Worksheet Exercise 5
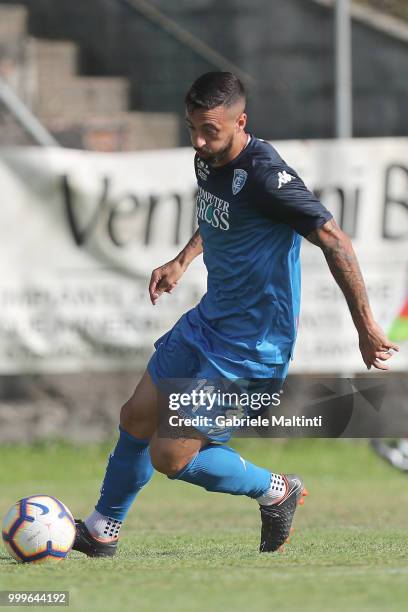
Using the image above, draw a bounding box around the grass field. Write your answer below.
[1,439,408,612]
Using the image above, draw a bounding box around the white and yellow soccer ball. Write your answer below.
[2,495,76,563]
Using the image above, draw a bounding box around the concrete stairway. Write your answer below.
[0,4,179,150]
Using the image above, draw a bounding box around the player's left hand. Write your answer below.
[358,322,400,370]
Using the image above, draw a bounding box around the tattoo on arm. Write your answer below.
[177,229,203,268]
[306,220,373,330]
[186,229,202,252]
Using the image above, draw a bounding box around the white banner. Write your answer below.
[0,138,407,374]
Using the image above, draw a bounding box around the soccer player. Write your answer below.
[73,72,399,557]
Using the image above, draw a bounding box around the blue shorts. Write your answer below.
[148,316,290,443]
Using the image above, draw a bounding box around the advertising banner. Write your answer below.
[0,138,406,373]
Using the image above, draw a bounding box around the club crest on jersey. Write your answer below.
[232,169,248,195]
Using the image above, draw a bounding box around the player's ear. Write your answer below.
[236,112,247,132]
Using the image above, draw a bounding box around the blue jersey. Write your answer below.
[182,136,332,365]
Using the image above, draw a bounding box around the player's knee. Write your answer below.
[149,445,190,476]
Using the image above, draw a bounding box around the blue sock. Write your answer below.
[95,426,154,521]
[169,443,271,498]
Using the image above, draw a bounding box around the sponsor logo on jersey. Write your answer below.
[277,170,294,189]
[196,186,230,231]
[232,169,248,195]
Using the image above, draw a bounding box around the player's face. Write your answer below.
[185,104,247,166]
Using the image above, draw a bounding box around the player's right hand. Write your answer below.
[358,321,400,370]
[149,258,186,305]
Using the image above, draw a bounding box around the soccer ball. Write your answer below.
[2,495,76,563]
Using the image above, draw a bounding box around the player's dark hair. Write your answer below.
[185,72,246,112]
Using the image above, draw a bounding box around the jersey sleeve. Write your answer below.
[253,162,333,238]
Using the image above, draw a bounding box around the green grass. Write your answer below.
[1,439,408,611]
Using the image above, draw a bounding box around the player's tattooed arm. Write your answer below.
[149,230,203,305]
[176,229,203,269]
[306,219,399,370]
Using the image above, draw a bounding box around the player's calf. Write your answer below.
[119,370,158,440]
[149,432,208,476]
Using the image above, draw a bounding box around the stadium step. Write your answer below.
[34,74,130,120]
[0,1,179,149]
[32,39,78,83]
[0,4,27,44]
[0,4,29,88]
[117,111,179,151]
[40,110,179,152]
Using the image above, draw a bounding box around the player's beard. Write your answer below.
[195,134,234,166]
